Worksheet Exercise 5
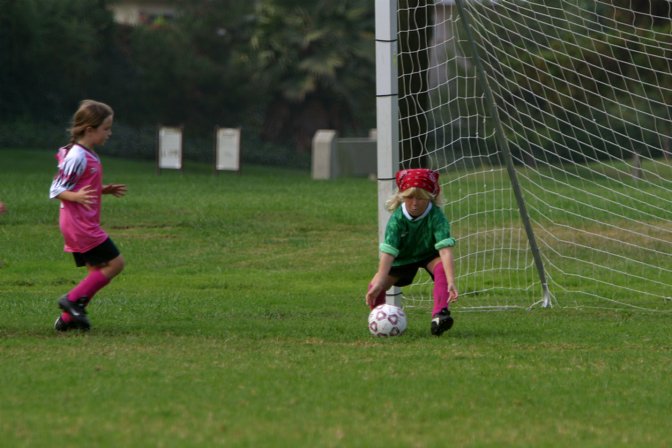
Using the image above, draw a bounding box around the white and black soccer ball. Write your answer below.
[368,304,407,337]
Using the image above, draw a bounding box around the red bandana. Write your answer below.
[395,169,440,196]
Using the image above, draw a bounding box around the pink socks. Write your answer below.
[369,264,450,315]
[432,263,449,316]
[58,270,111,323]
[61,270,110,321]
[67,269,110,303]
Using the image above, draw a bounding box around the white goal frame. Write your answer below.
[375,0,402,307]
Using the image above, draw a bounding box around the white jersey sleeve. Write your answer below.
[49,146,88,199]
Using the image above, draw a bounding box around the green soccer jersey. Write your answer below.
[380,202,456,267]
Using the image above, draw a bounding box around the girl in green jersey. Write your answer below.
[366,169,458,335]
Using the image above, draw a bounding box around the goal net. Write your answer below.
[380,0,672,311]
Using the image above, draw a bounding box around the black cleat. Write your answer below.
[58,296,90,331]
[53,314,91,332]
[431,308,454,336]
[54,316,70,332]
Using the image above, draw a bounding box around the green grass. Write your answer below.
[1,149,671,447]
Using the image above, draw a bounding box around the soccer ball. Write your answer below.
[368,304,407,337]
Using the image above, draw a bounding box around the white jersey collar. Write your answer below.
[402,201,432,221]
[71,143,100,162]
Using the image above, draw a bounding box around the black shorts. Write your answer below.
[72,238,120,267]
[389,254,439,287]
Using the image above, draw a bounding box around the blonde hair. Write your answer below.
[67,99,114,146]
[385,186,444,212]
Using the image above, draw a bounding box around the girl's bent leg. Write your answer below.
[67,254,125,302]
[100,254,125,280]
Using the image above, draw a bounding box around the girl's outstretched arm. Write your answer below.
[56,185,96,210]
[439,247,458,302]
[102,184,127,197]
[366,252,395,307]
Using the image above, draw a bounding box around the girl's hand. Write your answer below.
[103,184,127,197]
[366,277,385,308]
[447,283,459,303]
[74,185,96,210]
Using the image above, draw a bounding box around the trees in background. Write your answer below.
[0,0,117,121]
[249,0,375,152]
[1,0,668,167]
[0,0,376,157]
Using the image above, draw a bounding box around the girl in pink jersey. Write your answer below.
[49,100,127,331]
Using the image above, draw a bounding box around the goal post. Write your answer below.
[378,0,672,312]
[375,0,402,306]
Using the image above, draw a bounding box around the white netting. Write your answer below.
[394,0,672,311]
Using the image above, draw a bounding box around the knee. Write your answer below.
[432,266,448,300]
[109,255,125,277]
[432,262,447,282]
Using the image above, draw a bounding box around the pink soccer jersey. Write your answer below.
[49,144,108,253]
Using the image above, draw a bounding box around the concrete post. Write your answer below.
[312,130,337,179]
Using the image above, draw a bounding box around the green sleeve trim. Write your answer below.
[435,237,456,250]
[380,243,399,257]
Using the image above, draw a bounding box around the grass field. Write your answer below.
[1,148,671,447]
